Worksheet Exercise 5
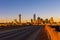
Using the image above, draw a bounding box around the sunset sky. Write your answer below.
[0,0,60,22]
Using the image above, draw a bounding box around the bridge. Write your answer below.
[0,25,60,40]
[0,26,49,40]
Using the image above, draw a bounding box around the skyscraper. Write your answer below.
[45,18,49,23]
[33,14,36,21]
[19,14,21,24]
[37,17,40,24]
[31,19,33,24]
[49,17,54,24]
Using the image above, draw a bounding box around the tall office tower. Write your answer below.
[33,14,36,21]
[19,14,21,24]
[31,19,33,24]
[37,17,40,24]
[49,17,54,24]
[45,18,49,23]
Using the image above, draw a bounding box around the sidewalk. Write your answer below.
[45,25,58,40]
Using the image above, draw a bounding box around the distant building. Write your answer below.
[49,17,54,24]
[45,18,49,24]
[33,14,37,25]
[40,18,43,24]
[14,19,18,24]
[33,20,37,25]
[19,14,21,24]
[37,17,40,24]
[31,19,33,24]
[33,14,36,21]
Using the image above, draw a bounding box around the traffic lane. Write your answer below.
[26,26,43,40]
[0,27,34,39]
[0,27,34,38]
[6,27,40,40]
[0,26,40,40]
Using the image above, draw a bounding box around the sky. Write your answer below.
[0,0,60,22]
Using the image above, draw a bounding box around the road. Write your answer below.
[0,26,49,40]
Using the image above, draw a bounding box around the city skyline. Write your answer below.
[0,13,59,23]
[0,0,60,22]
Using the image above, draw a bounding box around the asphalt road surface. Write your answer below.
[0,26,49,40]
